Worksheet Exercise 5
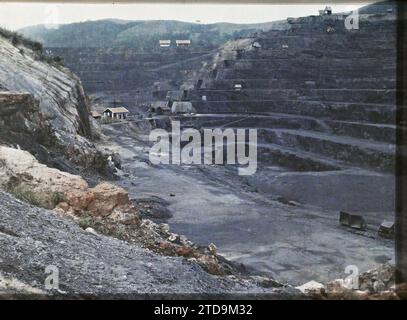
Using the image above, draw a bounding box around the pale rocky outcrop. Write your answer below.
[0,273,46,296]
[0,36,91,139]
[296,280,325,295]
[0,146,137,222]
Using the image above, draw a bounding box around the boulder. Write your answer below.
[87,182,136,217]
[326,279,349,294]
[0,146,89,209]
[296,280,325,295]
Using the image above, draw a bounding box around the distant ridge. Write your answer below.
[18,19,288,49]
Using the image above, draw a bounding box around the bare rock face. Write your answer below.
[0,35,108,173]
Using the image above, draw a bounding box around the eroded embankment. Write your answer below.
[0,145,301,298]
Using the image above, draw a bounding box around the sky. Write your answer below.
[0,2,370,31]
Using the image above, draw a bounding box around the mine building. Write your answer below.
[320,6,332,15]
[234,84,242,91]
[171,101,195,114]
[103,107,130,120]
[166,90,185,101]
[149,101,170,115]
[176,39,191,47]
[164,89,195,114]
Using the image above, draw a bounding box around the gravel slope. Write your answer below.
[0,190,292,298]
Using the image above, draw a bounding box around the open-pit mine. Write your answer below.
[0,1,402,298]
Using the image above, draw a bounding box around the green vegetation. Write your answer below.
[4,184,66,209]
[78,214,127,239]
[0,27,64,67]
[0,27,43,53]
[50,191,66,207]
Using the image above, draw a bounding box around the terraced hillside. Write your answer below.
[181,4,398,174]
[21,19,287,108]
[48,46,219,106]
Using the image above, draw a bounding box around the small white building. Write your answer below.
[159,40,171,47]
[176,39,191,47]
[103,107,130,120]
[234,84,242,91]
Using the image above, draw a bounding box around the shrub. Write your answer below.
[30,41,43,52]
[78,215,94,230]
[51,191,66,207]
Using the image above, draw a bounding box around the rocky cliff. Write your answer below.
[0,32,108,173]
[0,28,289,298]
